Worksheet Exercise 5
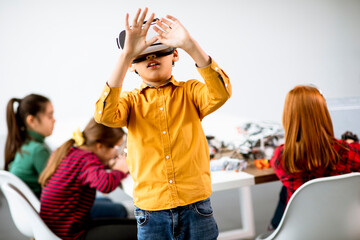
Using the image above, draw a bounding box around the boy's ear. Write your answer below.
[172,49,179,63]
[129,64,136,72]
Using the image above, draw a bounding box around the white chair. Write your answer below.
[256,172,360,240]
[1,182,61,240]
[0,170,40,212]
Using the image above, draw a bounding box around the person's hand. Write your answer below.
[153,14,210,68]
[111,155,129,174]
[153,15,194,52]
[122,8,159,60]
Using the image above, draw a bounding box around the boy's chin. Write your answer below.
[142,72,171,81]
[143,77,171,86]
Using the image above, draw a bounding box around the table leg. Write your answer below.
[218,186,255,240]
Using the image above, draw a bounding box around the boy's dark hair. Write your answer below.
[5,94,50,170]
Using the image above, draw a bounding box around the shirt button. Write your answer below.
[158,88,161,91]
[163,131,166,134]
[160,107,163,111]
[215,67,219,71]
[225,83,228,87]
[166,155,169,159]
[98,110,102,114]
[169,180,173,184]
[104,92,108,96]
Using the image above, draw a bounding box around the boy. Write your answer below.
[94,8,231,240]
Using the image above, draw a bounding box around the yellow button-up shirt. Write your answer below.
[94,59,231,210]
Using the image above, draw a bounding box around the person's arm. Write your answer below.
[154,15,231,118]
[95,8,159,125]
[79,154,127,193]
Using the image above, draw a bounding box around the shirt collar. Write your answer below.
[27,130,45,143]
[139,76,180,93]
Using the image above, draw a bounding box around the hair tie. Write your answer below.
[13,98,21,114]
[72,128,85,146]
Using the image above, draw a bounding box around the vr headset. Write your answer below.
[116,18,175,64]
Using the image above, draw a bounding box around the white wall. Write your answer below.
[1,0,359,153]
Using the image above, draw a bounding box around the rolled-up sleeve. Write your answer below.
[194,59,232,119]
[94,83,129,127]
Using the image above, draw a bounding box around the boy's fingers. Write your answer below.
[132,8,141,27]
[157,20,171,32]
[143,13,155,32]
[147,36,159,46]
[160,18,173,28]
[153,26,166,37]
[124,13,130,30]
[165,15,178,22]
[138,7,148,25]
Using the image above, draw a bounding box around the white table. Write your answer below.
[121,170,260,240]
[211,171,255,240]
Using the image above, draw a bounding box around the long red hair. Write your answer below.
[282,85,340,173]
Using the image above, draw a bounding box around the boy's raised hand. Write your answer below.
[154,15,210,68]
[109,8,161,87]
[153,15,194,51]
[122,8,158,60]
[109,8,209,88]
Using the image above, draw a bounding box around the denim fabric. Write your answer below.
[90,197,128,219]
[135,198,218,240]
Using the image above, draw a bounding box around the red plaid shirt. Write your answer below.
[270,139,360,203]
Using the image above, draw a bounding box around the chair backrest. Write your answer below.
[0,170,40,212]
[1,183,61,240]
[261,172,360,240]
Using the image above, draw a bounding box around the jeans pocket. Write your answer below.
[134,206,149,226]
[193,198,214,217]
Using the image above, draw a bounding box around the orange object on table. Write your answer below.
[254,159,270,169]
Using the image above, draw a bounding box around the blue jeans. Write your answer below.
[134,198,218,240]
[90,197,128,219]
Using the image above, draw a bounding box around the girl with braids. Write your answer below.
[38,118,136,240]
[5,94,55,198]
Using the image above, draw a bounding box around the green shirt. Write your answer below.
[9,130,51,197]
